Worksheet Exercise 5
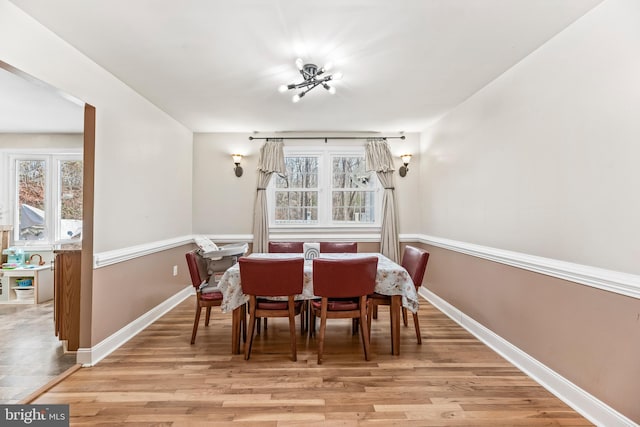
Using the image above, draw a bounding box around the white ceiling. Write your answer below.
[0,64,84,133]
[7,0,602,133]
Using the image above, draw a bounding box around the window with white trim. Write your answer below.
[268,146,380,228]
[8,153,83,244]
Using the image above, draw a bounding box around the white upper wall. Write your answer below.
[193,132,421,236]
[420,0,640,275]
[0,0,193,252]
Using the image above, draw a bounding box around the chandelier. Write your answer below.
[278,58,343,103]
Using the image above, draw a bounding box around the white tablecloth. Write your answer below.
[217,252,419,314]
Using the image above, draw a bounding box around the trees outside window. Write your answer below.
[10,154,82,243]
[269,147,379,228]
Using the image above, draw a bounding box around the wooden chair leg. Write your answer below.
[413,312,422,344]
[402,307,408,327]
[309,306,316,337]
[352,318,359,335]
[241,303,247,343]
[367,300,373,341]
[256,316,261,334]
[191,305,201,345]
[300,301,307,336]
[244,298,257,360]
[205,306,212,326]
[317,300,328,364]
[288,296,297,361]
[373,305,378,319]
[359,296,371,361]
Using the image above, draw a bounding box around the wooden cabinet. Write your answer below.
[54,249,81,352]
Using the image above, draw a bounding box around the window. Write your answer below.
[9,153,83,244]
[269,147,379,228]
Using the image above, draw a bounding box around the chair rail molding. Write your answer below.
[92,235,252,268]
[408,234,640,300]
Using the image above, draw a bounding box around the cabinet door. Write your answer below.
[54,251,81,351]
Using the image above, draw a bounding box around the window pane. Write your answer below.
[274,190,318,223]
[332,190,376,223]
[332,156,373,189]
[17,160,46,241]
[276,157,318,188]
[331,155,376,223]
[59,160,83,240]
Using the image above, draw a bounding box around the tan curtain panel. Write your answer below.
[366,138,400,262]
[252,139,286,253]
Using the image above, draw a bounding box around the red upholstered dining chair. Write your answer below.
[239,257,305,361]
[310,257,378,364]
[319,242,358,253]
[185,250,239,345]
[268,241,303,253]
[367,245,429,344]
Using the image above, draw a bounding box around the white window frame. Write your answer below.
[267,145,381,231]
[4,150,82,247]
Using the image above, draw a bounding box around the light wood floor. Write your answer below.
[0,301,77,402]
[30,296,592,426]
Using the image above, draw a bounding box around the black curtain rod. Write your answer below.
[248,135,405,141]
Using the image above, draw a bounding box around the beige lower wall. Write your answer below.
[90,244,194,346]
[418,243,640,423]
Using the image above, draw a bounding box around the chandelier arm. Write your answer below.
[288,74,332,90]
[299,80,324,97]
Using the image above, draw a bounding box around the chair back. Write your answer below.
[401,245,430,289]
[185,250,208,289]
[319,242,358,253]
[239,257,304,296]
[268,241,304,253]
[313,257,378,298]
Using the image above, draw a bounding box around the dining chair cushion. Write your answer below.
[256,299,303,310]
[311,299,358,311]
[200,291,223,301]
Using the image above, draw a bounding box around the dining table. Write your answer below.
[217,252,419,356]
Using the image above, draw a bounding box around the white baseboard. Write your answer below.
[419,287,637,427]
[76,286,193,366]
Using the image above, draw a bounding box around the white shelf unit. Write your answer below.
[0,265,54,304]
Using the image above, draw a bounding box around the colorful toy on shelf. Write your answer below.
[2,247,25,266]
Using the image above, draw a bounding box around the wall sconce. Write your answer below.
[231,154,243,177]
[399,154,412,177]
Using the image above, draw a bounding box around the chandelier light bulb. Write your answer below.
[324,61,333,71]
[295,58,304,70]
[323,83,336,95]
[292,94,301,103]
[332,71,343,81]
[278,84,288,93]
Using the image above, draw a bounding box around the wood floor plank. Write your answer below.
[29,296,593,425]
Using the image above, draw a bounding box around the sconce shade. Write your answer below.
[399,154,412,178]
[231,154,243,177]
